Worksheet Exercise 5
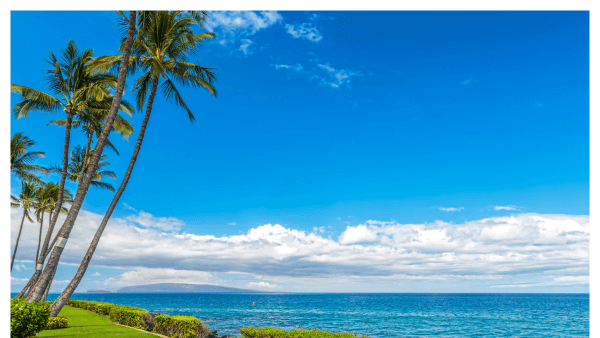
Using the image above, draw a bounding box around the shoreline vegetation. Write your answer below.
[34,299,372,338]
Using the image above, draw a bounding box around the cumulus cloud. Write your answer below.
[10,209,589,288]
[494,205,519,211]
[439,207,464,212]
[247,281,278,289]
[105,268,213,287]
[239,39,254,56]
[91,272,101,277]
[285,23,323,42]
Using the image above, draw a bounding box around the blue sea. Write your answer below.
[39,293,588,337]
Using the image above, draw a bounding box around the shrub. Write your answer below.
[239,327,372,338]
[10,298,50,338]
[109,307,155,331]
[153,314,212,338]
[45,316,68,330]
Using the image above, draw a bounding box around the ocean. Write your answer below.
[37,293,588,337]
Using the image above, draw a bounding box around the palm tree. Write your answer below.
[17,183,72,298]
[50,145,117,192]
[47,97,135,179]
[26,11,138,304]
[11,133,49,184]
[49,11,217,316]
[10,181,37,272]
[11,39,119,251]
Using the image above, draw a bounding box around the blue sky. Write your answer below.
[10,11,589,293]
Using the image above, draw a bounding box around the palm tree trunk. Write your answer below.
[46,111,74,235]
[50,76,159,316]
[41,266,57,302]
[11,212,27,272]
[25,10,137,303]
[16,278,31,298]
[79,130,93,182]
[39,210,54,264]
[26,212,46,296]
[35,212,44,267]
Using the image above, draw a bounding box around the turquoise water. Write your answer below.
[39,293,588,337]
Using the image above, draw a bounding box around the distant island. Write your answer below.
[113,283,268,293]
[86,289,112,293]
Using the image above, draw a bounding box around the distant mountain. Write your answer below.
[87,289,112,293]
[116,283,267,293]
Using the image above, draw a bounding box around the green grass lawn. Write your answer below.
[36,305,157,337]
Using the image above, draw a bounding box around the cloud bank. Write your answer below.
[11,209,589,289]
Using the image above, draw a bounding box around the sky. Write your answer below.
[9,11,589,293]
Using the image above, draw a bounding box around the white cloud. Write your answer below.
[91,272,101,277]
[13,264,29,272]
[439,207,464,212]
[247,281,278,289]
[275,64,303,72]
[10,209,589,288]
[126,211,184,231]
[494,205,518,211]
[228,222,237,226]
[239,39,254,56]
[490,276,589,288]
[285,23,323,42]
[460,78,473,85]
[122,203,137,212]
[205,11,281,54]
[104,268,213,287]
[315,63,362,89]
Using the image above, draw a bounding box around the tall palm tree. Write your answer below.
[10,181,37,272]
[17,183,72,298]
[26,11,138,304]
[50,145,117,192]
[47,97,135,179]
[11,39,119,250]
[11,132,49,184]
[49,10,217,316]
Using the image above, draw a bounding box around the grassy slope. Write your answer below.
[37,305,156,337]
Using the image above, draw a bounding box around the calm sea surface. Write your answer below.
[37,293,588,337]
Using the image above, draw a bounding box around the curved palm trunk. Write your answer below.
[35,213,44,266]
[11,212,27,272]
[25,10,137,303]
[47,111,74,234]
[41,265,57,302]
[26,212,46,296]
[39,210,54,265]
[16,278,31,298]
[80,130,93,181]
[50,76,158,316]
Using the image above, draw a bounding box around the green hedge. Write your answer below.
[10,298,50,338]
[109,307,155,331]
[239,327,372,338]
[45,316,68,330]
[153,314,212,338]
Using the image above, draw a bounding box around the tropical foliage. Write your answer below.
[50,145,117,192]
[10,298,50,338]
[10,132,48,184]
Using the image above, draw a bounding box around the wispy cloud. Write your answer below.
[239,39,254,56]
[439,207,464,212]
[275,64,304,72]
[315,63,362,88]
[494,205,518,211]
[460,78,480,85]
[228,222,237,226]
[535,102,544,108]
[205,11,282,55]
[13,264,29,272]
[285,23,323,42]
[125,211,185,232]
[91,272,101,277]
[489,276,589,288]
[122,202,137,212]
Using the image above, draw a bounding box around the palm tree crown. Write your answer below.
[50,145,117,192]
[94,11,217,121]
[11,133,49,184]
